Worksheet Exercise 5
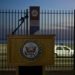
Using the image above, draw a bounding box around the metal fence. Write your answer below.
[0,9,74,71]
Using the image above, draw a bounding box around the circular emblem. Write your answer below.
[31,9,38,17]
[21,41,41,60]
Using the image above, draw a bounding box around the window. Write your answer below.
[63,47,70,50]
[56,47,63,50]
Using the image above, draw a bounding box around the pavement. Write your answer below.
[0,70,75,75]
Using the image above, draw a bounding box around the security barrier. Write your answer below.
[0,8,74,71]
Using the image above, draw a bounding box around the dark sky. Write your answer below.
[0,0,75,9]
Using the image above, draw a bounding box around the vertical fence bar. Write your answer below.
[63,10,65,47]
[69,10,72,69]
[44,10,46,34]
[3,10,5,69]
[1,10,3,69]
[45,10,47,35]
[60,10,61,44]
[5,10,7,69]
[53,10,55,34]
[15,10,16,35]
[21,10,22,35]
[57,10,58,44]
[4,10,6,69]
[50,10,52,34]
[68,10,71,68]
[61,10,63,45]
[12,10,13,35]
[27,9,29,35]
[5,9,7,68]
[47,10,49,34]
[74,10,75,70]
[0,10,2,69]
[26,9,28,35]
[45,10,48,35]
[42,10,44,34]
[1,10,2,69]
[52,10,53,34]
[8,10,10,34]
[0,10,1,69]
[66,10,68,45]
[24,10,25,35]
[18,10,19,35]
[58,10,59,45]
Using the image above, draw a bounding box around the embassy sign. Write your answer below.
[30,6,40,34]
[7,35,55,66]
[30,6,40,20]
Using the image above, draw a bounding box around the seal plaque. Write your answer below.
[21,41,41,60]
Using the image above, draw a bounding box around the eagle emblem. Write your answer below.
[21,41,41,59]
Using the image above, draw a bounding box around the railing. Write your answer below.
[0,9,74,70]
